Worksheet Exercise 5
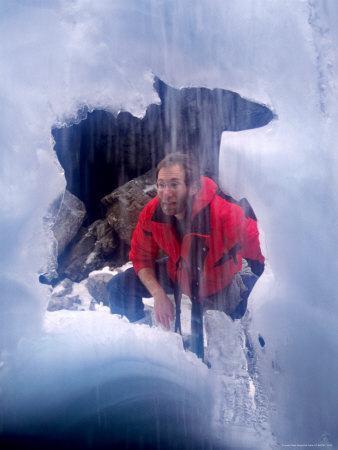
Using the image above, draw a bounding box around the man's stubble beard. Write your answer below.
[159,191,189,218]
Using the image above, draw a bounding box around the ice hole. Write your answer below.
[48,77,274,287]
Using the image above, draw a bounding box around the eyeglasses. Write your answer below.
[156,181,183,192]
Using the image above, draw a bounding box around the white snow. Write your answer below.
[143,183,157,194]
[85,250,97,265]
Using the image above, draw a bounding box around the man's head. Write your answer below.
[156,153,201,220]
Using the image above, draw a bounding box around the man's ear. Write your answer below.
[188,182,199,196]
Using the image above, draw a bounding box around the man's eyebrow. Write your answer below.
[157,177,181,182]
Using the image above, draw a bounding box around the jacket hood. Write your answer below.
[191,176,218,219]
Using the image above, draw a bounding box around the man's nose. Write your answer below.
[162,185,173,195]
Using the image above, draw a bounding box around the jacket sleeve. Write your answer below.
[129,205,160,274]
[241,215,265,276]
[225,201,265,275]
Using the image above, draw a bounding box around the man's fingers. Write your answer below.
[167,302,174,322]
[154,294,174,329]
[155,310,170,330]
[159,311,170,330]
[162,315,169,330]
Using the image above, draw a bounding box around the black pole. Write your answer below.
[190,302,204,360]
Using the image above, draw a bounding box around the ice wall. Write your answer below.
[218,1,338,445]
[0,0,337,447]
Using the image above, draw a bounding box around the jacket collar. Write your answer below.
[151,203,175,225]
[191,176,218,220]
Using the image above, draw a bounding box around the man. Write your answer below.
[107,153,264,357]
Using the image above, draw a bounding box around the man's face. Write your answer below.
[157,164,191,220]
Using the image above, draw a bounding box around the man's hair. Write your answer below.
[156,153,201,188]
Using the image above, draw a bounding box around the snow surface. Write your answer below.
[2,273,275,448]
[0,0,337,448]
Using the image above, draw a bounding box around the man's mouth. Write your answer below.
[161,201,177,213]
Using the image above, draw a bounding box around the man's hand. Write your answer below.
[153,292,174,330]
[137,267,174,330]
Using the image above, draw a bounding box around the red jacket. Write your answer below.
[130,177,265,302]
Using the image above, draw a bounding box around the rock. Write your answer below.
[51,278,73,297]
[52,190,87,255]
[102,169,157,244]
[47,294,82,312]
[55,171,156,283]
[57,220,117,282]
[87,271,114,306]
[39,268,59,285]
[94,220,118,256]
